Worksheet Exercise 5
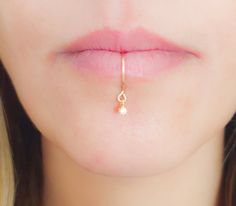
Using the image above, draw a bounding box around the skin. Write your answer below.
[0,0,236,205]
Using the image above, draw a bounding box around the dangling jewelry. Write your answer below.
[116,54,127,115]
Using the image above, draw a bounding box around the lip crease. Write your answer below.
[57,27,201,79]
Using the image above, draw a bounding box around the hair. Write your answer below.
[0,59,235,206]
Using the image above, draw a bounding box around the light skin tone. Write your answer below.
[0,0,236,206]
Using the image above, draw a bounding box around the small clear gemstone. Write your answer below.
[119,106,127,115]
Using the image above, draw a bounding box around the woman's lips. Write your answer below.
[58,27,201,79]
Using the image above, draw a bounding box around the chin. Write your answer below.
[54,131,195,178]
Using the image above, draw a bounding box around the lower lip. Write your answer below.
[59,49,192,79]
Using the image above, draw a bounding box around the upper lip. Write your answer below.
[60,27,201,57]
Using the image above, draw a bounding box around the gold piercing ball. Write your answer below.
[117,90,127,115]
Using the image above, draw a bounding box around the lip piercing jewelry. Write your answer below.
[116,54,127,115]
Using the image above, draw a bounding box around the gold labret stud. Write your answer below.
[116,54,127,115]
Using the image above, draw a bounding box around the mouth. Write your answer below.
[57,27,201,79]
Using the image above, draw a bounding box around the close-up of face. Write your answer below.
[0,0,236,177]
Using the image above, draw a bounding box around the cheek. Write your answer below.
[0,0,59,75]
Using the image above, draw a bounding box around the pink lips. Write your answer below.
[58,27,200,79]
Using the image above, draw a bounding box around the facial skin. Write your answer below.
[0,0,236,177]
